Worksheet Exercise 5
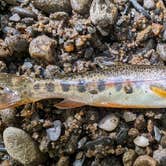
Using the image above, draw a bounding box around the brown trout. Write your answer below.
[1,65,166,110]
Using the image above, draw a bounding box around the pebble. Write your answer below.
[143,0,155,10]
[134,136,149,147]
[9,13,21,22]
[4,0,16,5]
[154,126,161,142]
[153,148,166,166]
[11,7,37,19]
[161,135,166,148]
[0,39,10,58]
[46,120,62,141]
[90,0,118,36]
[134,115,146,130]
[3,127,43,165]
[123,111,136,122]
[98,114,119,132]
[0,108,16,125]
[70,0,92,14]
[32,0,72,14]
[123,149,137,166]
[157,43,166,61]
[133,155,157,166]
[29,35,57,64]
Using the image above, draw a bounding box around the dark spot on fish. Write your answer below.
[77,80,86,92]
[97,80,105,91]
[45,82,54,92]
[33,83,40,90]
[89,89,98,94]
[124,84,133,94]
[60,81,70,92]
[109,92,112,96]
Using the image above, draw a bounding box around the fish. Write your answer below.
[1,65,166,110]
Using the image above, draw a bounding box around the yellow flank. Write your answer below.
[150,86,166,98]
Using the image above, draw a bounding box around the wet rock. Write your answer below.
[133,155,157,166]
[46,120,62,141]
[3,127,43,165]
[0,108,16,125]
[9,13,21,22]
[143,0,155,10]
[71,0,92,14]
[153,148,166,166]
[134,136,149,147]
[90,0,118,36]
[123,149,137,166]
[157,43,166,61]
[123,111,136,122]
[32,0,72,14]
[11,7,37,19]
[29,35,57,64]
[98,114,119,132]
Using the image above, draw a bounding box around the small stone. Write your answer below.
[134,115,146,130]
[32,0,71,14]
[46,120,62,141]
[153,148,166,166]
[157,43,166,61]
[133,155,157,166]
[152,23,163,36]
[161,135,166,148]
[70,0,92,14]
[57,156,69,166]
[128,128,139,138]
[90,0,118,36]
[123,149,137,166]
[64,42,75,52]
[123,111,136,122]
[0,108,16,125]
[143,0,155,10]
[3,127,43,165]
[29,35,57,64]
[0,39,10,58]
[9,13,21,22]
[134,136,149,147]
[98,114,119,132]
[50,12,69,20]
[154,126,161,142]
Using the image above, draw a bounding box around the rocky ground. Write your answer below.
[0,0,166,165]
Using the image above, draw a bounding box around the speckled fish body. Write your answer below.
[1,65,166,109]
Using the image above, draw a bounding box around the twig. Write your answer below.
[129,0,151,19]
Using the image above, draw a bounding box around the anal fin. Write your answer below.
[54,100,85,109]
[150,86,166,98]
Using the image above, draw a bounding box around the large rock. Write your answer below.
[32,0,72,14]
[3,127,44,165]
[29,35,57,64]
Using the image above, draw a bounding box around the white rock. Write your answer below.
[134,136,149,147]
[98,114,119,132]
[123,111,136,122]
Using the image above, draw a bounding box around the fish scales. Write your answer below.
[1,65,166,109]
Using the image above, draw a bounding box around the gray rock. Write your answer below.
[123,111,136,122]
[70,0,92,14]
[9,13,21,22]
[153,148,166,166]
[46,120,62,141]
[123,149,137,166]
[0,108,16,125]
[98,114,119,132]
[3,127,43,165]
[143,0,155,10]
[157,43,166,61]
[154,126,161,142]
[90,0,118,36]
[29,35,57,64]
[134,136,149,147]
[32,0,72,14]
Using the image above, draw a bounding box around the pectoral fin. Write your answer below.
[54,100,85,109]
[150,86,166,98]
